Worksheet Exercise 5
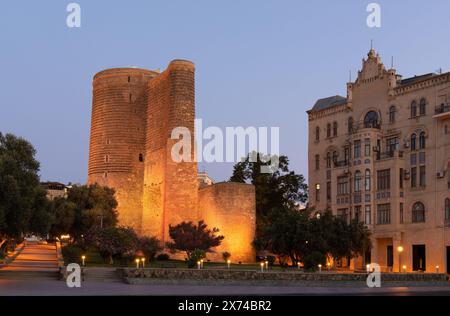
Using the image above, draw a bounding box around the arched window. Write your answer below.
[332,151,338,165]
[348,117,354,134]
[411,133,417,151]
[364,111,380,129]
[389,106,396,123]
[354,171,362,192]
[419,132,426,149]
[412,202,426,223]
[446,198,450,221]
[411,101,417,118]
[419,98,426,115]
[315,126,320,141]
[327,123,331,138]
[365,169,371,191]
[333,122,338,137]
[326,152,331,168]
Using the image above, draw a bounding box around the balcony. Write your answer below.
[376,150,404,161]
[349,122,381,134]
[434,103,450,119]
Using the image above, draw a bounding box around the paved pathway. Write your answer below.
[1,241,58,271]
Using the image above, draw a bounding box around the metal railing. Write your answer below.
[435,103,450,115]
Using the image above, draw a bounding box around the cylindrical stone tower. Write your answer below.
[88,67,159,234]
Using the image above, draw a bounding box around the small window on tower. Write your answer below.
[104,172,108,178]
[139,153,144,162]
[128,76,131,82]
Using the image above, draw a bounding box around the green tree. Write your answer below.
[0,133,42,239]
[87,226,138,265]
[65,184,118,242]
[48,197,77,239]
[138,236,163,261]
[230,152,308,240]
[166,220,224,261]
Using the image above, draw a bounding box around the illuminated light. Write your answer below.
[397,246,404,253]
[197,261,201,270]
[141,258,145,268]
[81,255,86,266]
[227,260,231,269]
[316,184,321,190]
[135,258,140,268]
[260,262,264,272]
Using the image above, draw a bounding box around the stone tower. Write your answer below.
[88,60,256,263]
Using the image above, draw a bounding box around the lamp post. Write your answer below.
[318,264,322,273]
[197,261,201,270]
[402,265,407,273]
[260,262,264,272]
[297,262,301,271]
[366,264,371,273]
[141,258,145,268]
[265,260,269,270]
[81,255,86,266]
[200,259,204,269]
[397,246,404,273]
[227,260,231,269]
[135,258,140,269]
[436,265,440,273]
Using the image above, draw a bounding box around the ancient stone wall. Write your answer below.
[198,183,256,263]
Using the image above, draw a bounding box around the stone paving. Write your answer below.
[1,242,58,272]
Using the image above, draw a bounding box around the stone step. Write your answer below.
[0,270,59,280]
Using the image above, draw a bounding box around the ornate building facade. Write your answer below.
[87,60,256,263]
[308,50,450,273]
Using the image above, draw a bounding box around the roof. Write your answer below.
[310,95,347,112]
[400,73,437,86]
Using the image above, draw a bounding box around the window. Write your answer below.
[377,169,391,191]
[104,155,110,163]
[104,172,108,178]
[344,147,350,165]
[333,122,338,137]
[377,203,391,225]
[332,151,338,165]
[400,203,404,224]
[327,123,331,138]
[386,137,399,155]
[364,139,371,156]
[326,152,331,168]
[365,169,371,191]
[365,205,372,224]
[446,198,450,221]
[399,168,404,189]
[389,106,396,123]
[315,154,320,170]
[315,126,320,141]
[411,134,417,151]
[354,140,361,158]
[411,167,417,188]
[411,101,417,118]
[412,202,425,223]
[419,166,426,187]
[315,184,321,202]
[128,76,131,82]
[364,111,380,129]
[354,171,362,192]
[419,132,426,149]
[139,153,144,162]
[355,206,362,223]
[326,182,331,201]
[348,117,354,134]
[419,98,426,115]
[337,177,350,196]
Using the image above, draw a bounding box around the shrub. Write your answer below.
[187,249,206,268]
[267,255,276,266]
[302,251,326,271]
[156,253,170,261]
[139,236,162,261]
[222,251,231,262]
[62,245,83,264]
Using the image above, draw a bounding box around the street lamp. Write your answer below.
[141,258,145,268]
[81,255,86,266]
[297,262,301,271]
[227,260,231,269]
[402,265,407,273]
[197,261,201,270]
[135,258,140,269]
[260,262,264,272]
[397,246,404,273]
[265,260,269,270]
[318,264,322,273]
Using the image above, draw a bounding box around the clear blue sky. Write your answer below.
[1,0,449,184]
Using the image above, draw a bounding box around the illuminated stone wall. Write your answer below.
[199,183,256,263]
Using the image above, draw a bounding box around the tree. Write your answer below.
[230,152,308,240]
[65,184,118,242]
[138,236,163,261]
[222,251,231,262]
[48,197,77,239]
[166,220,224,261]
[0,133,42,239]
[86,226,138,265]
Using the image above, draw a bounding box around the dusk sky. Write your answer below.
[1,0,450,184]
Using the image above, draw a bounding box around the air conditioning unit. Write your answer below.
[437,171,446,178]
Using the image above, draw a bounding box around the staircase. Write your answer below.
[0,241,60,280]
